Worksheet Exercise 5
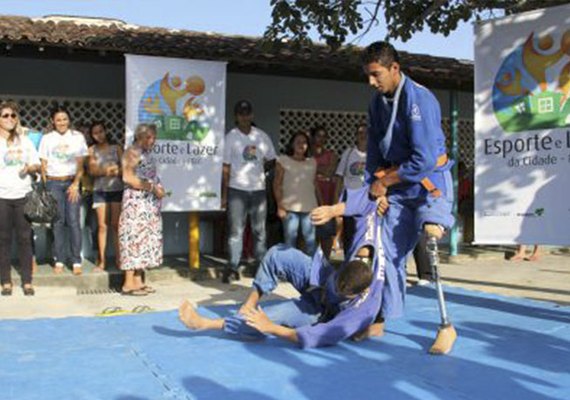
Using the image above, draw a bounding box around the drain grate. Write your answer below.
[77,288,118,296]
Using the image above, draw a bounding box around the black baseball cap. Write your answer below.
[234,100,253,115]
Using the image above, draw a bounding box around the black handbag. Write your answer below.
[24,183,59,224]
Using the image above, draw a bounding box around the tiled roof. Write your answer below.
[0,15,474,90]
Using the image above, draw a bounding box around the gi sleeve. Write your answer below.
[397,90,441,183]
[342,186,377,217]
[365,98,383,184]
[295,291,381,349]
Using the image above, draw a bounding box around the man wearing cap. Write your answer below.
[221,100,276,283]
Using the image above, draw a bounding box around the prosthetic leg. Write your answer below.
[424,224,457,355]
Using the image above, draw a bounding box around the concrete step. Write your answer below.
[9,255,230,291]
[8,246,569,291]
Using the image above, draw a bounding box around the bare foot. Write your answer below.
[178,300,206,330]
[429,324,457,355]
[525,254,540,262]
[509,253,525,261]
[351,322,385,342]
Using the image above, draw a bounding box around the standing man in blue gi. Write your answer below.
[361,41,457,354]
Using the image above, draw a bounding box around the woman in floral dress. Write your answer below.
[119,123,165,296]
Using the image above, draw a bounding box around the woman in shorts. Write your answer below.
[88,121,123,272]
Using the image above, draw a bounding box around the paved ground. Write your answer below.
[0,246,568,320]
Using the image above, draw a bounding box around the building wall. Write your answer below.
[227,73,474,144]
[0,56,474,259]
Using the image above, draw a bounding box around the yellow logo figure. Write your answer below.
[138,73,209,141]
[493,29,570,133]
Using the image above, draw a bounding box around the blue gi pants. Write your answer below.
[223,245,322,340]
[380,173,455,319]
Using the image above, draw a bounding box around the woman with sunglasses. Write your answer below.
[39,106,88,275]
[0,101,40,295]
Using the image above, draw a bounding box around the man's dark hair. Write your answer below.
[336,259,373,297]
[361,41,400,67]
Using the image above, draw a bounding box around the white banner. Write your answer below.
[474,4,570,245]
[125,54,226,211]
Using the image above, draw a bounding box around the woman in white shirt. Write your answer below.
[273,131,320,256]
[0,101,40,295]
[39,106,88,275]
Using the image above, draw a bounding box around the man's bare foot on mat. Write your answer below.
[179,300,207,330]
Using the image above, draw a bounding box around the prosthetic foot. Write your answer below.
[430,324,457,355]
[424,225,457,355]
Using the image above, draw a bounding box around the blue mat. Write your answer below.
[1,286,569,400]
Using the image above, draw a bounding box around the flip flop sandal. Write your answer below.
[141,285,156,294]
[96,307,130,317]
[131,305,153,314]
[121,288,148,296]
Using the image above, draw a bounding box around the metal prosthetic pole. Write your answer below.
[426,236,450,326]
[425,226,457,355]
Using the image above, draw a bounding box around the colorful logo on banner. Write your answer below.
[138,73,209,141]
[493,30,570,133]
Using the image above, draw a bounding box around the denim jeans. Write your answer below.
[46,180,82,265]
[282,211,316,256]
[223,245,322,340]
[226,188,267,271]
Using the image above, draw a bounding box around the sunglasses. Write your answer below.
[0,113,17,119]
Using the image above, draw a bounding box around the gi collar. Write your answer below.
[379,73,407,159]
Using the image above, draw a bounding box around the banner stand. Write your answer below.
[189,212,200,269]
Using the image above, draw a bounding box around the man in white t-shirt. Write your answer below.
[221,100,276,283]
[334,123,367,253]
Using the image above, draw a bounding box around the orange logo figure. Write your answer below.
[523,33,565,92]
[496,69,530,97]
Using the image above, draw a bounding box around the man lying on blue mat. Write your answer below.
[179,189,384,349]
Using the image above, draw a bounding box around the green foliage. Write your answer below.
[264,0,570,50]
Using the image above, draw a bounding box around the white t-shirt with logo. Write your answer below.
[223,127,276,191]
[335,146,366,190]
[39,130,88,177]
[0,136,41,199]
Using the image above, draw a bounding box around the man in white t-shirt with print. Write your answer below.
[334,123,367,254]
[221,100,276,283]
